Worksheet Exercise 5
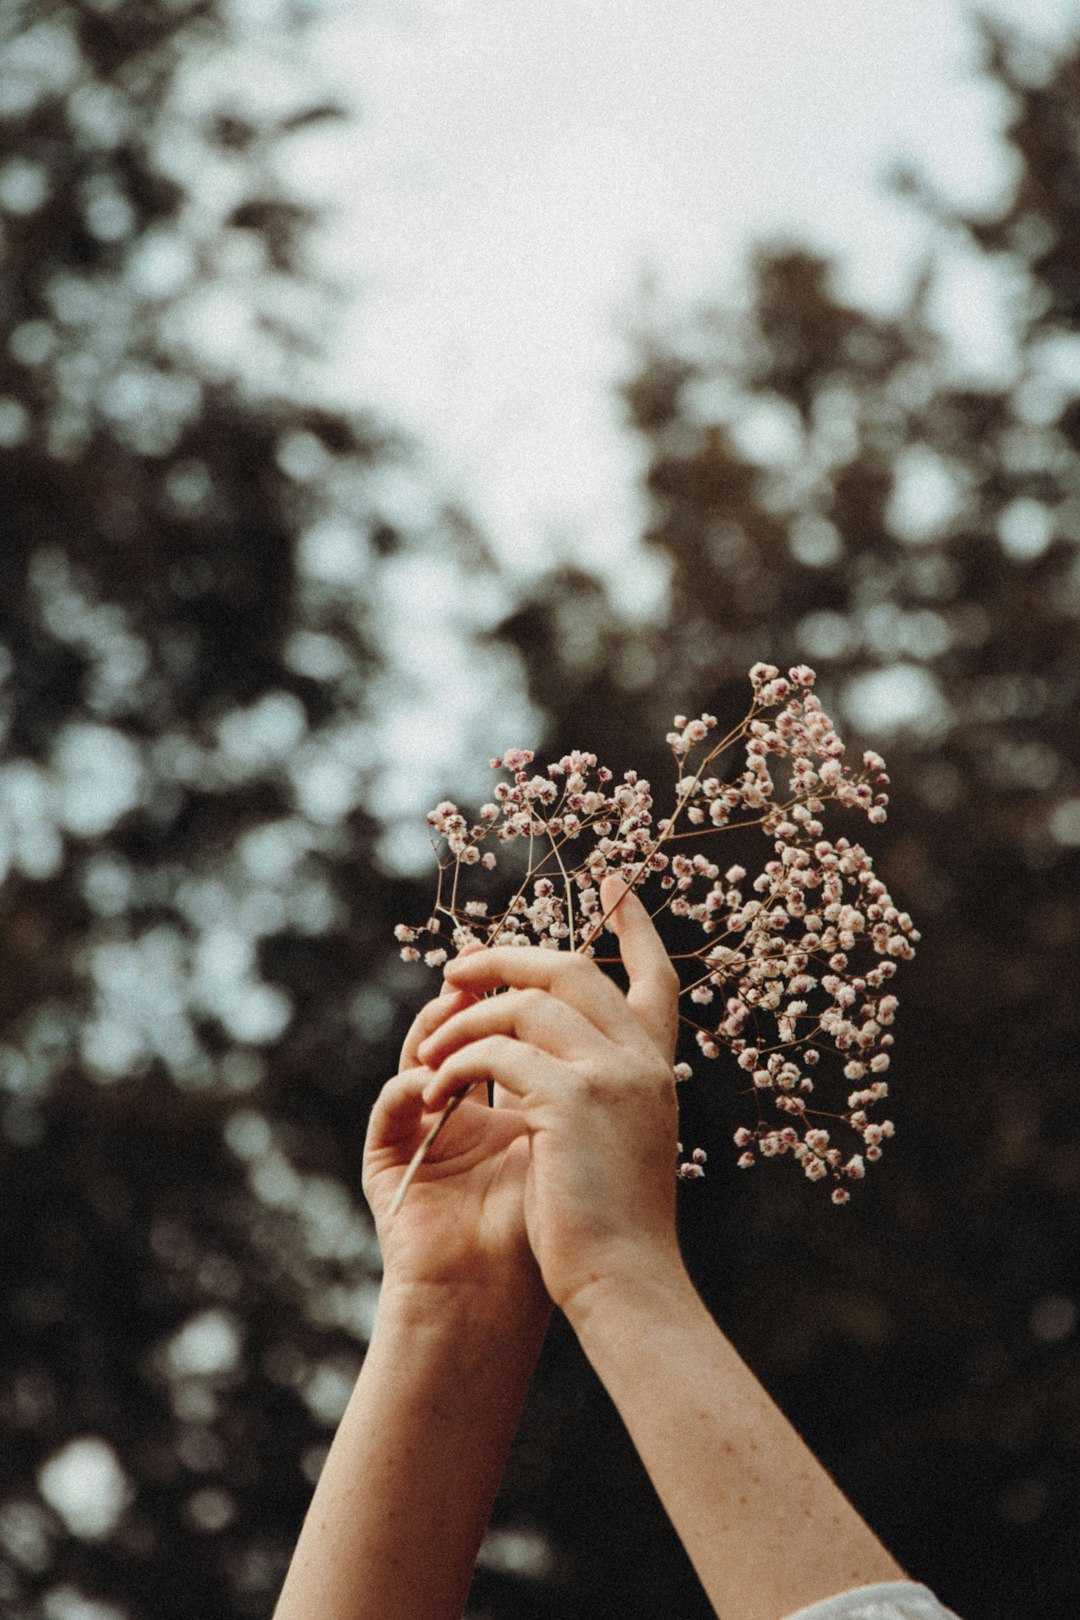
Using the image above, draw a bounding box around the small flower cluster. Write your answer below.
[677,1143,708,1181]
[395,665,918,1203]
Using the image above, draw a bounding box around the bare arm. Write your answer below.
[420,876,910,1620]
[274,1276,547,1620]
[274,990,550,1620]
[566,1267,903,1620]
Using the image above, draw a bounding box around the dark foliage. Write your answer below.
[0,2,453,1615]
[5,5,1080,1620]
[488,18,1080,1619]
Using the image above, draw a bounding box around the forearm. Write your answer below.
[275,1278,550,1620]
[568,1265,905,1620]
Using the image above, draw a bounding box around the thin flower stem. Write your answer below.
[387,1088,471,1217]
[392,673,913,1206]
[549,835,578,952]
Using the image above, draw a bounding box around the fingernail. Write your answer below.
[445,942,483,974]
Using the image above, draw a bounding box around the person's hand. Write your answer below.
[415,874,683,1325]
[363,980,543,1309]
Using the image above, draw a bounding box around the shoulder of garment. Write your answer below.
[784,1582,964,1620]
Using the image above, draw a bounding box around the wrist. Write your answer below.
[361,1278,549,1442]
[559,1241,696,1344]
[376,1267,551,1351]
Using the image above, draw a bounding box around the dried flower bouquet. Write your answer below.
[392,664,918,1212]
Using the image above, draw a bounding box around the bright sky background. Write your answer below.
[303,0,1080,609]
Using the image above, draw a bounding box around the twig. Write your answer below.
[388,1088,469,1217]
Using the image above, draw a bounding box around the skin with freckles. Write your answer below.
[273,975,551,1620]
[276,873,911,1620]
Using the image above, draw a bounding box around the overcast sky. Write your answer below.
[301,0,1080,597]
[281,0,1080,836]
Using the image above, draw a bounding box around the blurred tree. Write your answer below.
[7,4,1080,1620]
[0,2,494,1616]
[491,16,1080,1620]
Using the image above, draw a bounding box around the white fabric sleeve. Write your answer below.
[784,1582,963,1620]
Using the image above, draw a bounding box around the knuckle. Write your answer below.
[579,1069,611,1107]
[656,1065,678,1102]
[656,959,681,995]
[559,953,593,982]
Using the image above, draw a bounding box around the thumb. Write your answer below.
[599,872,680,1059]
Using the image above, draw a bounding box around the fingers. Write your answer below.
[444,945,639,1046]
[366,1065,529,1162]
[365,1066,431,1152]
[399,985,476,1071]
[440,887,679,1060]
[421,1034,565,1113]
[417,987,606,1072]
[599,873,681,1059]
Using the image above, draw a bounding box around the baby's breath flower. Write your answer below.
[398,664,914,1202]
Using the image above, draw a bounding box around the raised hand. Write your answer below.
[282,879,917,1620]
[363,981,546,1304]
[275,975,557,1620]
[415,874,683,1321]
